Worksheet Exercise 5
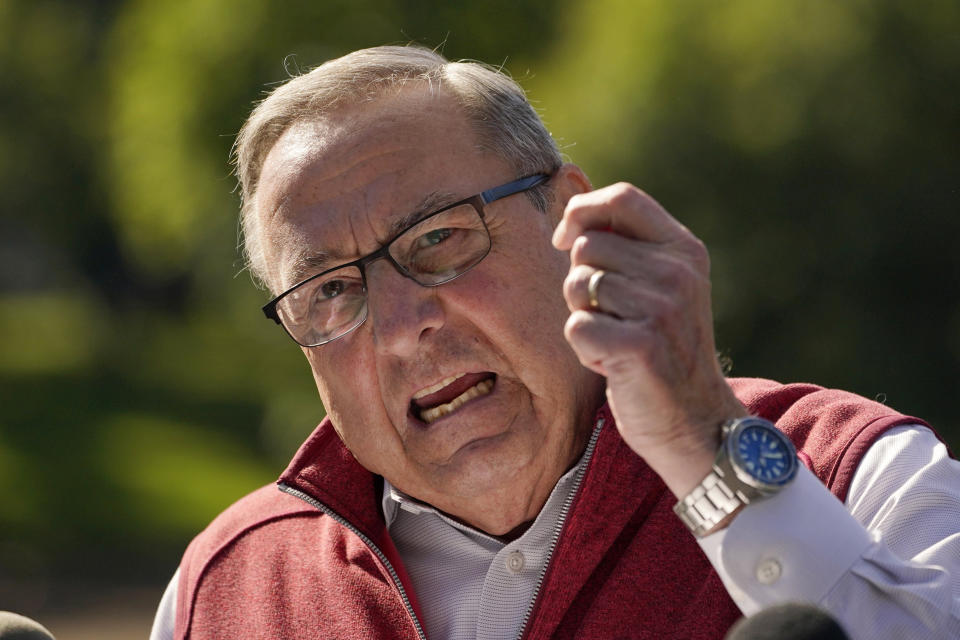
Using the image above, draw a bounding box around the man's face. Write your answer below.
[255,88,602,533]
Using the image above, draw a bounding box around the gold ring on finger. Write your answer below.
[587,269,606,310]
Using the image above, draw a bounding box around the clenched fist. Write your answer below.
[552,182,748,497]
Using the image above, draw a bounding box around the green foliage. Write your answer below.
[104,0,271,277]
[0,0,957,608]
[94,412,275,537]
[0,292,104,375]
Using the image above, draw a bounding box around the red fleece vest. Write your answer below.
[175,378,929,639]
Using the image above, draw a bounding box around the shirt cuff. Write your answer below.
[697,464,873,615]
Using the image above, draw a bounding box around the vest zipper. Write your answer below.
[280,415,605,640]
[516,416,605,640]
[277,482,428,640]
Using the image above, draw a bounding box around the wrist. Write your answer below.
[639,405,750,499]
[673,416,799,538]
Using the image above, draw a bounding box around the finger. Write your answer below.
[563,283,687,367]
[563,309,616,376]
[564,264,620,315]
[563,265,620,315]
[552,183,689,250]
[568,229,700,272]
[562,305,669,377]
[569,230,649,272]
[566,263,688,323]
[566,250,707,312]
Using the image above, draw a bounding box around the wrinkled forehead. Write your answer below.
[257,91,462,218]
[254,89,490,290]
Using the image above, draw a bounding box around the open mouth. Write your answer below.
[410,372,496,424]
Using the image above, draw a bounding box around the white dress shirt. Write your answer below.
[702,425,960,638]
[150,425,960,640]
[380,417,600,640]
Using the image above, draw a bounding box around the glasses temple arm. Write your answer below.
[480,174,549,205]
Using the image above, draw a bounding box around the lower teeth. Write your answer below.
[421,378,494,423]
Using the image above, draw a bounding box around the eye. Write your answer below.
[416,228,453,248]
[319,279,346,299]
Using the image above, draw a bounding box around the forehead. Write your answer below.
[255,89,509,289]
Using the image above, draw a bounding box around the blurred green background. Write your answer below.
[1,0,958,632]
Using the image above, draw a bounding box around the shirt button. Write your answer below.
[506,550,525,574]
[755,558,782,585]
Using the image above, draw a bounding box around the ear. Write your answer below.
[547,163,592,226]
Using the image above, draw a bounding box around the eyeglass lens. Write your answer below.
[275,201,491,346]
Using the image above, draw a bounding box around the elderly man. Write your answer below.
[150,46,959,639]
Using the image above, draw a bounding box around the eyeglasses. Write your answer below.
[262,173,551,347]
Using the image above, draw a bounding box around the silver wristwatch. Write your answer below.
[674,416,799,538]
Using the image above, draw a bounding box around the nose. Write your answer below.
[364,258,445,357]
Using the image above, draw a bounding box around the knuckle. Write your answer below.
[564,192,592,218]
[564,310,592,341]
[607,182,643,208]
[566,192,588,209]
[686,237,710,270]
[569,234,590,264]
[605,351,645,377]
[562,273,579,301]
[564,266,592,302]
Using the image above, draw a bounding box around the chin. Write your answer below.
[430,440,542,502]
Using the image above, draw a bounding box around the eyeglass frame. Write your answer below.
[261,173,553,347]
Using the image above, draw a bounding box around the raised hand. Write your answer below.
[552,182,747,496]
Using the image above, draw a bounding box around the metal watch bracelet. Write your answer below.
[673,466,743,538]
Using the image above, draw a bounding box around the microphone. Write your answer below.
[724,603,850,640]
[0,612,56,640]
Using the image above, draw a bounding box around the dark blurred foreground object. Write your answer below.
[725,603,849,640]
[0,612,55,640]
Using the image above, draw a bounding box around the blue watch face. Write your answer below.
[735,425,796,485]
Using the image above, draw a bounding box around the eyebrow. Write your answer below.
[385,190,461,239]
[287,250,344,285]
[287,190,463,285]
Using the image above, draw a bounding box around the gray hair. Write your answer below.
[234,45,563,292]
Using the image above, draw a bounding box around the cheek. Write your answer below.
[514,248,570,329]
[462,247,571,361]
[303,343,388,452]
[304,348,344,423]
